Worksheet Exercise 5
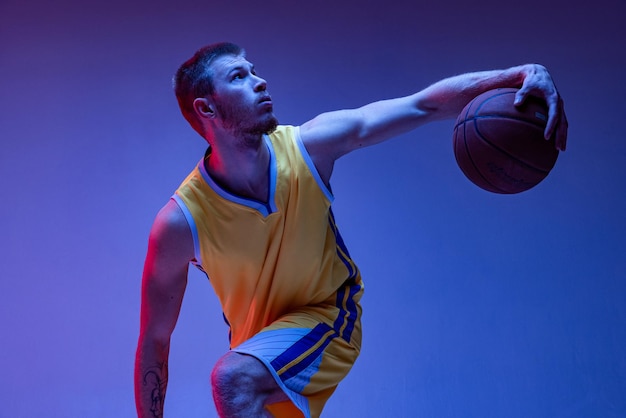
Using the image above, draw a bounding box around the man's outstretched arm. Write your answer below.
[134,199,193,417]
[300,63,567,183]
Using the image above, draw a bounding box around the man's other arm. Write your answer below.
[134,199,193,417]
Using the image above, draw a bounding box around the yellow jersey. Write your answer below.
[173,125,363,349]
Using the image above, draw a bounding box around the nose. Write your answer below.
[253,74,267,92]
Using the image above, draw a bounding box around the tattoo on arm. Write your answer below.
[143,361,168,418]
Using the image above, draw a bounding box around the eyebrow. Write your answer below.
[227,63,255,76]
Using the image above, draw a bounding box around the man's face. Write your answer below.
[208,54,278,138]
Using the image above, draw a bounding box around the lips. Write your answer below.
[258,95,272,104]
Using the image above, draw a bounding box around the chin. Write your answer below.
[265,118,278,134]
[238,117,278,139]
[259,115,278,135]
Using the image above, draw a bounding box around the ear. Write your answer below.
[193,97,215,118]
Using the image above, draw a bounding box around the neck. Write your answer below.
[205,131,270,202]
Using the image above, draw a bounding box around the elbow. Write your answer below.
[415,96,456,122]
[137,319,174,352]
[136,331,172,367]
[415,85,470,122]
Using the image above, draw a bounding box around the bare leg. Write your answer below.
[211,351,290,418]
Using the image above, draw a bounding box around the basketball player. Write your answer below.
[134,42,568,418]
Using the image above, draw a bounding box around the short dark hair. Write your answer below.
[173,42,244,136]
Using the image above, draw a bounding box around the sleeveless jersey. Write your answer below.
[173,125,363,349]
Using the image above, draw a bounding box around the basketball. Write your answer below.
[453,87,559,194]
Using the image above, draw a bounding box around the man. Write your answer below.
[134,42,568,418]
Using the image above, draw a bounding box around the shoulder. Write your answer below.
[147,199,194,264]
[297,113,361,184]
[152,199,190,235]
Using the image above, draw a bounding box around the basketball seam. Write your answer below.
[460,122,507,194]
[470,117,551,174]
[470,114,546,130]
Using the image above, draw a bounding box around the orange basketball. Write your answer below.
[453,88,559,194]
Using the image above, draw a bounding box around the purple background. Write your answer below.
[1,0,625,416]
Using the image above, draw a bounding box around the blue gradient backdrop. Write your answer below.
[1,0,625,416]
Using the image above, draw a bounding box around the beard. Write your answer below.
[215,99,278,141]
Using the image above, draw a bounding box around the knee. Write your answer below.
[211,352,287,415]
[211,352,265,396]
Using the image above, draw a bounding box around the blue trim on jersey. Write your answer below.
[294,126,334,203]
[336,279,361,342]
[329,207,361,342]
[197,136,278,217]
[171,195,202,266]
[267,278,360,383]
[284,352,323,394]
[328,208,357,280]
[270,322,335,381]
[265,134,278,213]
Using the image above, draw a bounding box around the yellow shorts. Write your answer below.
[232,279,363,418]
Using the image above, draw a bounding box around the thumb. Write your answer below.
[514,87,527,107]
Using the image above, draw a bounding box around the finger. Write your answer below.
[543,92,561,141]
[555,105,569,151]
[514,86,529,106]
[544,105,557,141]
[546,95,568,151]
